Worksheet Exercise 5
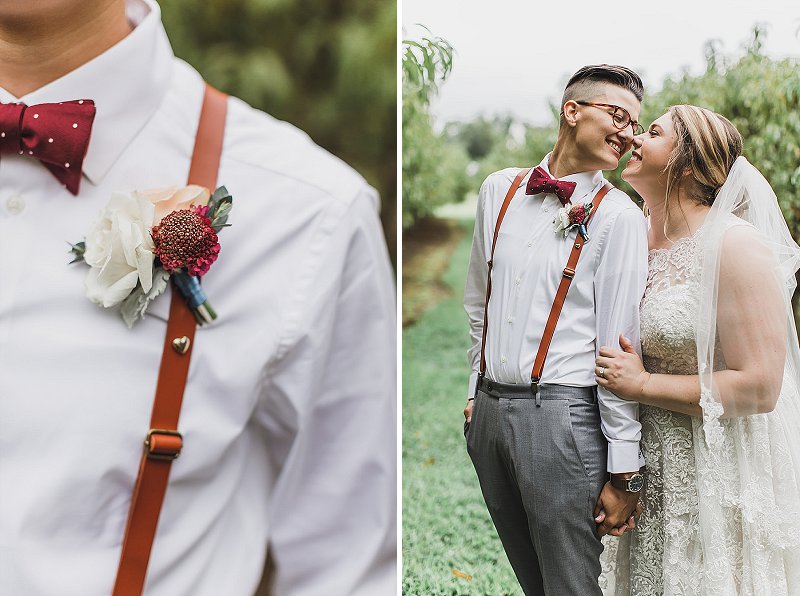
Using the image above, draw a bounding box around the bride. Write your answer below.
[595,105,800,595]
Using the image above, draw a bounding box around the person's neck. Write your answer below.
[548,140,595,179]
[0,2,132,97]
[646,190,710,248]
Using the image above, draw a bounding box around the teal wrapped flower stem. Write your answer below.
[173,270,217,325]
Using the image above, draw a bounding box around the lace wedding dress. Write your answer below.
[599,218,800,595]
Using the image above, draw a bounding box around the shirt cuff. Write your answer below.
[467,370,479,401]
[607,440,642,473]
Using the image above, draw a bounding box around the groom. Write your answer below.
[463,64,648,594]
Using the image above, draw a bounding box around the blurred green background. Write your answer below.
[161,0,397,257]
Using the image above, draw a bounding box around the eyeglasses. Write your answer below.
[575,101,644,136]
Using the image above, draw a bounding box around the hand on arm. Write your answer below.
[596,336,702,416]
[595,335,651,402]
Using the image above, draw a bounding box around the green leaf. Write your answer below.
[120,268,170,328]
[207,185,233,230]
[68,240,86,265]
[207,185,232,216]
[211,200,233,232]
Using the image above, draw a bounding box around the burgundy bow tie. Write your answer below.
[525,166,577,205]
[0,99,96,195]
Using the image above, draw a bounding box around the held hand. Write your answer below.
[595,334,651,401]
[594,480,641,537]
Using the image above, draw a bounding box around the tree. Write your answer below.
[402,28,470,227]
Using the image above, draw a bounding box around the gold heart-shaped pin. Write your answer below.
[172,336,191,355]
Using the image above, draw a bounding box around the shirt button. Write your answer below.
[527,241,533,247]
[6,195,25,215]
[515,277,522,285]
[501,356,507,364]
[507,316,513,324]
[543,206,550,213]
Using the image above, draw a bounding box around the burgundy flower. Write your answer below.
[151,206,220,277]
[568,204,587,225]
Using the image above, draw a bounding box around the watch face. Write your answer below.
[628,474,644,492]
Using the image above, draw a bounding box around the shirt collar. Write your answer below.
[0,0,173,188]
[534,152,605,202]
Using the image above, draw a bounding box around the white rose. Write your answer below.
[84,191,156,308]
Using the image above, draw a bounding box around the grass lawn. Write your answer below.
[402,218,522,595]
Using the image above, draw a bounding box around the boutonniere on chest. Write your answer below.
[553,201,593,241]
[70,185,233,327]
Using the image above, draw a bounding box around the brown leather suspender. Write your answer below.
[112,84,228,596]
[478,168,530,378]
[476,168,612,403]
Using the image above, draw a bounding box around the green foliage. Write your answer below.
[207,185,233,232]
[69,240,86,265]
[634,28,800,237]
[160,0,396,246]
[403,220,521,595]
[473,122,558,184]
[403,27,454,95]
[445,115,514,161]
[402,29,470,228]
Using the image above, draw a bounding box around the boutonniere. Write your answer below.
[553,201,593,241]
[70,185,233,328]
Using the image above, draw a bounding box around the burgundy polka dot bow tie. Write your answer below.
[525,166,577,205]
[0,99,96,195]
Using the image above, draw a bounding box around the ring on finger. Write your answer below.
[598,366,606,379]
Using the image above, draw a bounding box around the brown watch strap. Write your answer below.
[112,84,228,596]
[610,471,644,491]
[476,170,612,401]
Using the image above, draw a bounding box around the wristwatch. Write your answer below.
[610,471,645,493]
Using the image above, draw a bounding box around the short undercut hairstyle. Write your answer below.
[560,64,644,114]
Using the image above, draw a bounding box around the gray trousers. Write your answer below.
[466,377,607,596]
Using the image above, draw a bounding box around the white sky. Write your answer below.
[403,0,800,126]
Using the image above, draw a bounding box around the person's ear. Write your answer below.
[562,101,580,128]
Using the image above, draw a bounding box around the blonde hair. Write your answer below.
[664,105,743,204]
[658,105,742,237]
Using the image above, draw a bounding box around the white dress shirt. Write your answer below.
[465,155,648,472]
[0,2,396,595]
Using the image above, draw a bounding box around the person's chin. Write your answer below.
[598,156,620,171]
[621,170,646,197]
[621,160,639,181]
